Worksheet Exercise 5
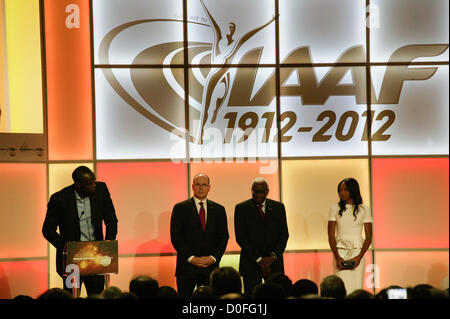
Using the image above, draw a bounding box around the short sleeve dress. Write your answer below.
[328,203,373,294]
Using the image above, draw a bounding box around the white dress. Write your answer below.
[328,203,373,294]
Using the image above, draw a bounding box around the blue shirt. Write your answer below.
[75,191,95,241]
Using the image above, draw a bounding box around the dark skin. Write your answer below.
[251,182,275,277]
[75,172,96,198]
[328,182,372,270]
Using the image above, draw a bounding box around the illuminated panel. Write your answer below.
[49,163,94,194]
[189,67,278,159]
[372,158,449,249]
[219,254,240,273]
[279,0,366,64]
[0,164,47,258]
[282,159,371,250]
[96,162,187,255]
[44,0,93,160]
[190,160,279,251]
[371,65,449,155]
[375,251,449,291]
[371,0,449,63]
[284,252,373,292]
[93,0,183,65]
[95,68,186,159]
[0,260,48,299]
[0,1,7,132]
[48,163,93,290]
[281,66,369,157]
[187,0,276,65]
[110,256,176,292]
[3,0,43,133]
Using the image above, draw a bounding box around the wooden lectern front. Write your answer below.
[63,240,118,298]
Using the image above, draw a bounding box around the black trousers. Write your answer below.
[63,275,105,296]
[176,269,211,299]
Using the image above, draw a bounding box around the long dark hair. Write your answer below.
[338,178,363,220]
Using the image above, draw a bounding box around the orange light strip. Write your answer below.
[44,0,93,160]
[0,0,7,132]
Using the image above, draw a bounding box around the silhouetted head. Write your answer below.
[345,289,373,299]
[191,285,215,299]
[291,279,318,298]
[129,276,159,299]
[158,286,178,299]
[252,282,286,299]
[266,273,292,297]
[38,288,73,300]
[100,286,122,299]
[210,267,242,298]
[320,275,347,299]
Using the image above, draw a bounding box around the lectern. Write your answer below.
[63,240,118,298]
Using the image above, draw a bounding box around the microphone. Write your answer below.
[80,211,93,241]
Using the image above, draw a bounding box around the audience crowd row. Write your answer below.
[14,267,449,300]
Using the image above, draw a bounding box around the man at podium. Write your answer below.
[42,166,118,295]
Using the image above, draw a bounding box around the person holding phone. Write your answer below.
[327,178,373,294]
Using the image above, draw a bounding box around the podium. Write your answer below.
[63,240,118,298]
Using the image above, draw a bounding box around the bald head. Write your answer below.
[193,173,210,185]
[192,173,211,201]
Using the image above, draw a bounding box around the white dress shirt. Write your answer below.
[256,200,266,263]
[75,190,94,241]
[193,196,208,224]
[187,197,216,264]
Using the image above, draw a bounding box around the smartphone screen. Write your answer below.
[387,288,408,299]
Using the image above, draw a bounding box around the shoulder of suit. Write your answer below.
[206,199,225,209]
[95,181,107,189]
[235,199,253,207]
[52,184,74,198]
[266,198,284,207]
[174,198,193,208]
[47,185,74,205]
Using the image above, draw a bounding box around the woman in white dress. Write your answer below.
[327,178,373,295]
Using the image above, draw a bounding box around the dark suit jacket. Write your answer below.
[42,182,118,277]
[170,198,229,277]
[234,198,289,276]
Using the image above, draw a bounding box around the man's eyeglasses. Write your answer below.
[194,183,210,188]
[252,190,268,194]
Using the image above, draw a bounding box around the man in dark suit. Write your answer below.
[234,177,289,296]
[170,173,229,298]
[42,166,118,295]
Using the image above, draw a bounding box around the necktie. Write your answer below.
[258,203,264,219]
[199,202,206,231]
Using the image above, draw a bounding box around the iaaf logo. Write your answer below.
[98,0,448,147]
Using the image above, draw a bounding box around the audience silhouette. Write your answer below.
[15,267,449,300]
